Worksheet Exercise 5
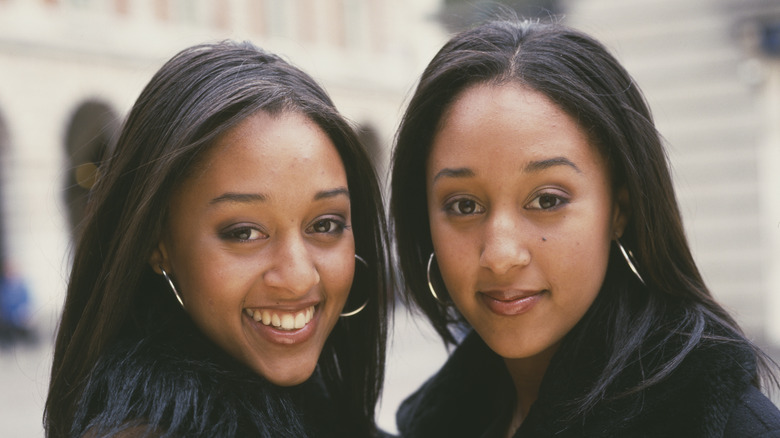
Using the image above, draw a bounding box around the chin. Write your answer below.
[477,330,550,360]
[254,361,318,387]
[267,375,310,387]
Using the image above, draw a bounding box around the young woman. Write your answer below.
[390,20,780,437]
[45,41,390,438]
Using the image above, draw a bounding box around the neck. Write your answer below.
[502,345,558,437]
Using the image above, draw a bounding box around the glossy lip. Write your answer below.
[243,302,321,346]
[478,289,546,316]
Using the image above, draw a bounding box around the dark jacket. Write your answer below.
[71,319,343,438]
[397,330,780,437]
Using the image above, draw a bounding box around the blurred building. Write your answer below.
[0,0,446,327]
[562,0,780,351]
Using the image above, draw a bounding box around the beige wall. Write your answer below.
[563,0,780,348]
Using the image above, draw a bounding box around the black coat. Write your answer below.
[397,330,780,437]
[71,320,344,438]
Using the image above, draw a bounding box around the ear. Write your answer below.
[149,240,169,275]
[612,187,630,239]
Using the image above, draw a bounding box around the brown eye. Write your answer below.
[444,197,485,216]
[538,194,559,209]
[313,220,334,233]
[236,229,252,240]
[221,226,265,242]
[309,218,346,235]
[456,199,477,214]
[526,192,569,210]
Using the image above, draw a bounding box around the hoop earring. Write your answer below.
[340,255,369,317]
[427,252,447,305]
[159,265,185,308]
[616,239,646,286]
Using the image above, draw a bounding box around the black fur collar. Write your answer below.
[73,320,339,437]
[398,329,756,437]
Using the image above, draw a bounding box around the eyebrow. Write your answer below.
[432,167,475,183]
[209,187,349,205]
[313,187,350,201]
[210,193,266,205]
[431,157,580,184]
[523,157,581,174]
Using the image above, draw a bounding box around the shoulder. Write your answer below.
[625,333,763,436]
[723,385,780,437]
[541,324,769,436]
[619,333,772,437]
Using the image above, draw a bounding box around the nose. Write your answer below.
[263,234,320,296]
[479,211,531,275]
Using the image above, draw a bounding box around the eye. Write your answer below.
[526,193,568,210]
[221,225,266,242]
[308,218,347,235]
[445,198,484,216]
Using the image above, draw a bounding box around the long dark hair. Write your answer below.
[45,41,390,437]
[390,19,775,417]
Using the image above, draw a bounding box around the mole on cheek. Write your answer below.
[541,237,547,242]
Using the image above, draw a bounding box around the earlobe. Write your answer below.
[613,187,630,238]
[149,241,169,274]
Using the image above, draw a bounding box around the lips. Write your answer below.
[479,289,545,316]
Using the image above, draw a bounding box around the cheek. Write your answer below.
[558,206,615,271]
[430,222,475,294]
[179,252,254,314]
[549,235,611,308]
[329,263,354,299]
[318,246,356,302]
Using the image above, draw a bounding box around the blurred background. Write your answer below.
[0,0,779,436]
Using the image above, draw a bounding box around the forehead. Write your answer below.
[428,82,604,174]
[176,110,347,200]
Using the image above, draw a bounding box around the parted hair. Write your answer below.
[390,18,775,417]
[46,40,390,437]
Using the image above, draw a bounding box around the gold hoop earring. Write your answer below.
[159,265,185,308]
[427,252,447,305]
[340,255,369,317]
[616,239,646,286]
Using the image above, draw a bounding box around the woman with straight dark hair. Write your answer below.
[45,41,390,437]
[390,19,780,437]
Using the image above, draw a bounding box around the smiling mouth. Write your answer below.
[244,306,315,331]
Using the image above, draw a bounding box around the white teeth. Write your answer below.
[247,305,316,331]
[280,314,294,330]
[294,312,306,329]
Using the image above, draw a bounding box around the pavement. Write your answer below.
[0,329,52,438]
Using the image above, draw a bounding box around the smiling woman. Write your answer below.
[44,41,390,438]
[153,111,356,387]
[390,19,780,438]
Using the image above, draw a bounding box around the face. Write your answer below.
[153,110,355,386]
[426,83,626,367]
